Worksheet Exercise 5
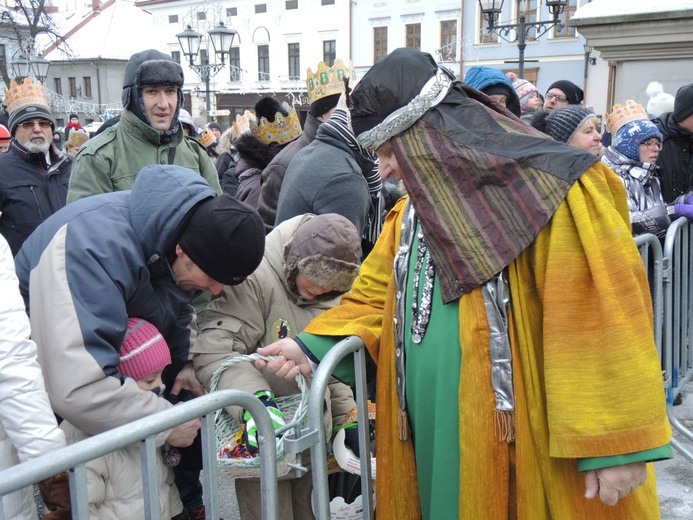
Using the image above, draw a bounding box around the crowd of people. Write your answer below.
[1,44,692,520]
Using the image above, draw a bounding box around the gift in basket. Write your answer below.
[211,353,309,478]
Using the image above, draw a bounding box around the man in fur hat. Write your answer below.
[67,49,220,203]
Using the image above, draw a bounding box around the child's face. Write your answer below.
[70,117,79,124]
[137,369,164,392]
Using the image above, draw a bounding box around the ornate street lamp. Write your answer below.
[478,0,568,79]
[30,54,51,83]
[177,22,237,122]
[11,54,31,81]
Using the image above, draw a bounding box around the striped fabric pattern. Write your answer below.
[392,100,594,303]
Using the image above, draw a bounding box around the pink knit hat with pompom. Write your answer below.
[118,318,171,381]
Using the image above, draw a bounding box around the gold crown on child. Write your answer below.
[605,100,649,135]
[250,103,302,146]
[3,77,49,114]
[306,59,355,105]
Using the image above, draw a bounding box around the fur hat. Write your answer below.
[4,78,56,135]
[673,83,693,123]
[118,318,171,381]
[178,195,265,286]
[531,105,595,144]
[614,120,662,161]
[546,80,584,105]
[121,49,184,129]
[0,124,10,142]
[284,214,361,301]
[646,82,675,119]
[66,128,89,149]
[506,72,539,109]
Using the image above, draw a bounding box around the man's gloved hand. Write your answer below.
[38,471,71,520]
[673,203,693,219]
[243,390,285,454]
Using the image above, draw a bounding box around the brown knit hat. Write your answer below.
[284,213,361,300]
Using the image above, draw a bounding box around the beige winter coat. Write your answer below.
[193,214,357,429]
[60,421,184,520]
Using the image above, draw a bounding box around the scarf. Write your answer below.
[602,146,663,213]
[320,108,384,244]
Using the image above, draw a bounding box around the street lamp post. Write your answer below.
[176,21,237,123]
[10,52,51,83]
[478,0,567,79]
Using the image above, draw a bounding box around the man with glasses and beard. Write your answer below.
[0,78,71,256]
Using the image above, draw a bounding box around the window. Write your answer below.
[168,14,178,23]
[440,20,457,60]
[171,51,181,64]
[54,77,62,95]
[517,0,538,40]
[554,0,577,38]
[286,0,298,9]
[258,44,270,81]
[197,11,206,20]
[323,40,336,67]
[83,77,92,98]
[227,7,237,16]
[229,47,241,81]
[374,26,388,63]
[68,77,77,98]
[255,4,267,13]
[321,0,335,4]
[478,10,498,44]
[405,23,421,50]
[288,43,300,80]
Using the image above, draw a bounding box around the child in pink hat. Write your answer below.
[58,318,188,519]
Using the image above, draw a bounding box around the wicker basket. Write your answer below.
[211,354,308,478]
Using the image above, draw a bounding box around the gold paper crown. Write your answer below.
[250,104,302,146]
[196,128,216,149]
[3,78,49,114]
[306,59,355,105]
[232,110,256,139]
[605,100,649,135]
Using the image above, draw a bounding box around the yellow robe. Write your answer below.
[305,163,671,519]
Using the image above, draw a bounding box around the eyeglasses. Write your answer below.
[18,120,52,130]
[545,93,569,103]
[641,139,662,150]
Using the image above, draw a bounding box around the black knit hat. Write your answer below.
[673,83,693,123]
[178,195,265,286]
[546,80,584,105]
[531,105,595,144]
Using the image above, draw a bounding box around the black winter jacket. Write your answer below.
[653,112,693,202]
[0,140,72,255]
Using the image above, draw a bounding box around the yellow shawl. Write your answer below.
[305,163,670,519]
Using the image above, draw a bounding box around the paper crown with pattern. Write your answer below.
[232,109,256,139]
[250,103,302,146]
[306,59,355,106]
[196,128,216,149]
[3,77,50,114]
[605,100,649,135]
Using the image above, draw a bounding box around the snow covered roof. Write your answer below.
[42,0,169,61]
[573,0,693,20]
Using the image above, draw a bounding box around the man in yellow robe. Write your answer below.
[258,48,671,519]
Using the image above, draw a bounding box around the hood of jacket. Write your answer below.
[464,66,521,118]
[128,164,217,267]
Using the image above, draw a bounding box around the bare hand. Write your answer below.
[584,462,647,506]
[256,338,311,380]
[170,361,205,398]
[166,417,201,447]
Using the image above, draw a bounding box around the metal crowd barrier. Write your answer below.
[0,390,280,520]
[636,217,693,463]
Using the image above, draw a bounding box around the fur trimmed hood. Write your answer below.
[283,213,361,301]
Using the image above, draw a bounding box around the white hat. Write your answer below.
[646,81,675,119]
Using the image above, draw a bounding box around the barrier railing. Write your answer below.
[637,218,693,463]
[0,390,280,520]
